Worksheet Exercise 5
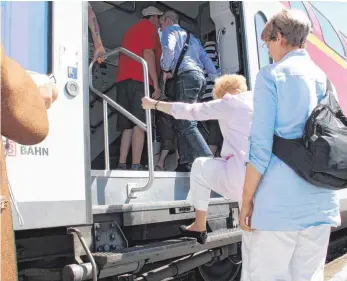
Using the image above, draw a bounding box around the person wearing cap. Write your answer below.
[115,6,162,170]
[160,10,218,172]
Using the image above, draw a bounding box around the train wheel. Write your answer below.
[196,256,241,281]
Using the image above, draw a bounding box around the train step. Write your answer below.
[92,228,241,268]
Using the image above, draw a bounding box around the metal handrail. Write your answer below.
[89,47,154,198]
[217,27,226,72]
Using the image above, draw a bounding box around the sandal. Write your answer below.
[179,225,207,244]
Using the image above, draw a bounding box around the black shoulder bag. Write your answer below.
[272,78,347,190]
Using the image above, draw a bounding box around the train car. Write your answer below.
[1,1,346,281]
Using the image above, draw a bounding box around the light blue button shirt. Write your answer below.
[250,49,340,231]
[160,24,217,77]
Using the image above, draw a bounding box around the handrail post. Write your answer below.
[217,27,226,73]
[127,55,154,198]
[103,100,110,171]
[89,47,155,198]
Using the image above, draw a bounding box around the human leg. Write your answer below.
[174,71,212,167]
[207,119,222,157]
[241,229,297,281]
[129,81,149,170]
[290,225,331,281]
[156,111,176,171]
[180,157,231,243]
[116,80,133,169]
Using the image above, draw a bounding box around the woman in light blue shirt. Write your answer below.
[240,9,340,281]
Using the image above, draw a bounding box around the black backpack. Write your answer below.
[272,78,347,190]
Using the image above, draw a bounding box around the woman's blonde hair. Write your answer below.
[213,74,248,99]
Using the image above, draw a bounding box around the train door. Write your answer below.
[241,2,283,87]
[1,1,92,230]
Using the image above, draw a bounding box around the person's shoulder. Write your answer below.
[256,64,276,82]
[161,25,176,38]
[224,91,254,110]
[138,19,154,30]
[166,25,178,34]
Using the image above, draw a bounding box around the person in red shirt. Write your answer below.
[115,6,162,170]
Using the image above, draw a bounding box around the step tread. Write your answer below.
[92,238,196,266]
[207,228,240,241]
[92,228,240,267]
[93,199,238,214]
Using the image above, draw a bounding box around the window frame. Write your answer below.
[254,11,272,69]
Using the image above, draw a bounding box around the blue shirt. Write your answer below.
[160,24,217,77]
[250,49,340,231]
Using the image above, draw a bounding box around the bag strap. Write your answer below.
[172,31,190,79]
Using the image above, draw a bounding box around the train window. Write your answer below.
[254,12,272,69]
[311,6,345,58]
[1,1,52,74]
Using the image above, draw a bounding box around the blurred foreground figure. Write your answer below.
[1,43,58,281]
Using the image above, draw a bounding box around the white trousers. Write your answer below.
[187,157,242,211]
[241,225,331,281]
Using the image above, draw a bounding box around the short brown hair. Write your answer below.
[213,74,248,99]
[261,9,311,47]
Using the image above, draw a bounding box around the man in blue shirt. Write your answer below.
[160,10,217,171]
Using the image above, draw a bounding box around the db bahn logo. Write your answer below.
[4,139,16,156]
[2,138,49,157]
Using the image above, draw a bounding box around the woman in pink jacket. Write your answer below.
[142,74,253,244]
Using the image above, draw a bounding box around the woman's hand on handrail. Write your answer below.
[142,97,173,116]
[142,97,156,110]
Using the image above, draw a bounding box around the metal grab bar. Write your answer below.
[89,47,154,198]
[217,27,226,73]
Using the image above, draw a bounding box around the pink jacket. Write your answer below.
[171,92,254,196]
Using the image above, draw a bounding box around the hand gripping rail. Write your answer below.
[89,47,154,198]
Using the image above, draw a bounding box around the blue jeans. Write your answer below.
[173,70,213,164]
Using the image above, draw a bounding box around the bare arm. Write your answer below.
[242,163,262,202]
[143,49,159,97]
[1,44,49,145]
[240,67,277,232]
[143,98,173,115]
[142,96,233,121]
[88,4,105,62]
[88,5,102,49]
